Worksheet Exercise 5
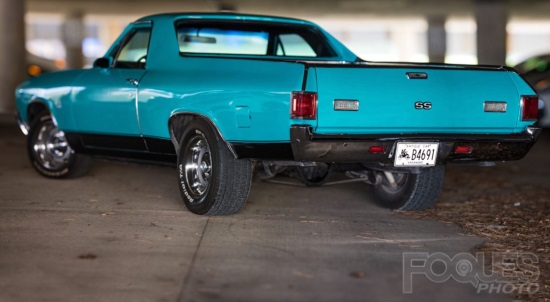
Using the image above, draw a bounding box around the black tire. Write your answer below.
[27,113,93,178]
[372,165,445,211]
[295,163,333,186]
[176,118,252,215]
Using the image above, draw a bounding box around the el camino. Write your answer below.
[16,13,540,215]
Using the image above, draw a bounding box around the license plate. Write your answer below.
[394,142,439,167]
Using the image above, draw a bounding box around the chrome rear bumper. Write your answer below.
[290,125,542,164]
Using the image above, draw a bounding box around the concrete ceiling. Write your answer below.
[25,0,550,19]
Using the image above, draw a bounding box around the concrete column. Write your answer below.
[0,0,26,113]
[475,0,508,65]
[427,16,447,63]
[62,12,84,69]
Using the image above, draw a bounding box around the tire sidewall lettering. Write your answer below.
[179,127,211,206]
[195,129,205,137]
[178,163,195,203]
[32,160,69,177]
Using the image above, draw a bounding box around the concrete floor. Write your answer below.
[2,115,546,302]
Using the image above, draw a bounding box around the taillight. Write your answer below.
[369,146,386,154]
[521,96,538,121]
[291,91,317,119]
[454,145,473,154]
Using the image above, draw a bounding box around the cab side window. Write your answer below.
[114,27,151,69]
[276,33,316,57]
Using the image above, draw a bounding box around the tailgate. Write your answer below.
[313,66,523,135]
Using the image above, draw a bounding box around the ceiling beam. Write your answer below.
[25,0,550,19]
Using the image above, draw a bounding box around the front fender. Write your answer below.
[15,70,87,131]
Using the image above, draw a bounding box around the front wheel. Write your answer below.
[27,113,93,178]
[177,118,252,215]
[371,165,445,211]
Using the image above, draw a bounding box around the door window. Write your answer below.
[114,28,151,69]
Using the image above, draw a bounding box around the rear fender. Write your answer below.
[168,112,237,158]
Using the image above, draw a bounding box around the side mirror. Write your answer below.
[93,57,112,68]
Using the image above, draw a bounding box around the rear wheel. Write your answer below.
[371,165,445,211]
[27,113,93,178]
[177,118,252,215]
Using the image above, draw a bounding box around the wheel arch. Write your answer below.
[27,99,53,126]
[168,112,237,158]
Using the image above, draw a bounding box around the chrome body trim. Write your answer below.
[16,112,29,135]
[333,99,359,111]
[484,101,507,113]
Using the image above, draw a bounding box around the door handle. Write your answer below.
[126,78,139,86]
[406,72,428,80]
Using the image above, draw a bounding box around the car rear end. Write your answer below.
[289,62,541,167]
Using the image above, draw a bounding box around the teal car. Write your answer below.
[16,13,541,215]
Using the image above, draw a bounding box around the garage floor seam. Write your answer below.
[177,217,210,302]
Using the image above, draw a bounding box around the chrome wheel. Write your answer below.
[32,122,72,170]
[184,135,212,201]
[27,113,93,178]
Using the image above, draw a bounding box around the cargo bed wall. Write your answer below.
[313,66,525,135]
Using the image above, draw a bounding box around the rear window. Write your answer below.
[179,28,269,55]
[175,21,336,58]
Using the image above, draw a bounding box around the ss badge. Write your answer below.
[414,102,432,110]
